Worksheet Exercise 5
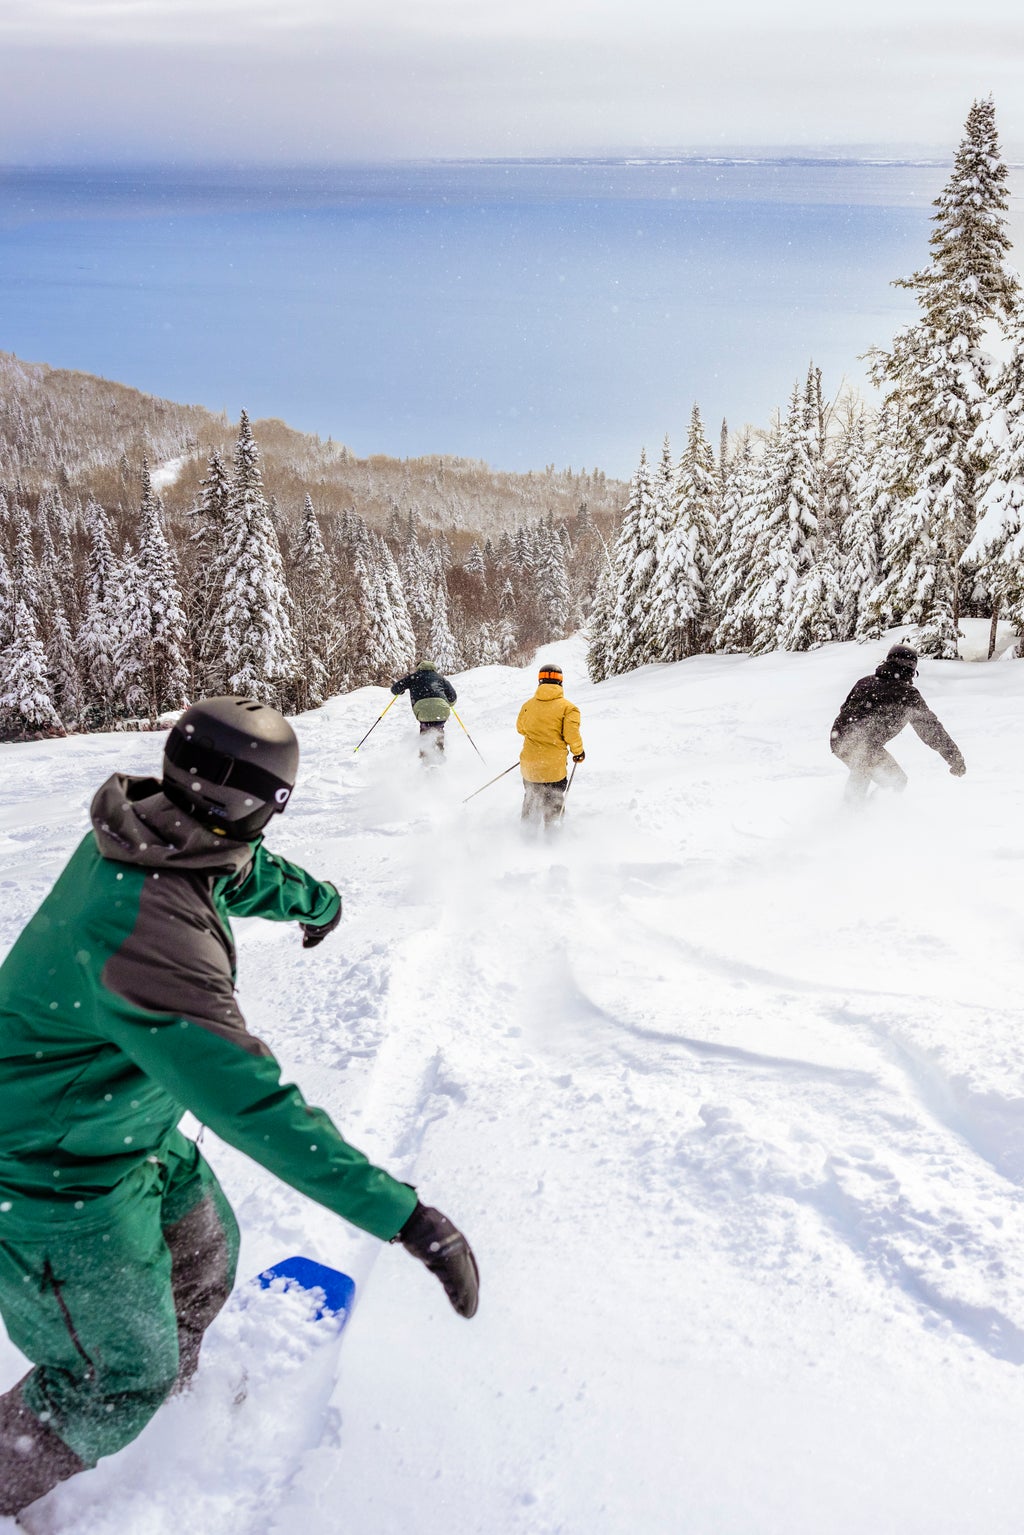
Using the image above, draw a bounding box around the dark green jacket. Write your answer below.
[0,775,416,1241]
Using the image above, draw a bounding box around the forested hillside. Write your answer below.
[0,358,621,737]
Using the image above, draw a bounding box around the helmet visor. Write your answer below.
[165,729,293,809]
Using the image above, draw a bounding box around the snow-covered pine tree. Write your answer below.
[0,598,63,739]
[379,538,417,673]
[8,499,40,619]
[463,541,486,578]
[426,574,462,674]
[110,545,157,721]
[130,460,189,719]
[401,534,434,647]
[289,494,334,710]
[77,503,118,730]
[208,413,297,705]
[871,97,1020,655]
[648,406,718,660]
[0,544,14,650]
[843,404,897,641]
[900,96,1019,351]
[187,449,232,694]
[534,523,572,642]
[47,597,84,728]
[780,540,843,651]
[585,565,617,683]
[605,448,659,675]
[733,384,820,654]
[963,303,1024,656]
[710,431,761,653]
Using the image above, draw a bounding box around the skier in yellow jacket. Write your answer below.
[516,662,585,828]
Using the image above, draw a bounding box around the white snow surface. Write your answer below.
[4,626,1024,1534]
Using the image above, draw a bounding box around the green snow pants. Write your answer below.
[0,1131,239,1515]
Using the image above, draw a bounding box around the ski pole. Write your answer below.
[563,759,581,799]
[353,695,397,754]
[450,708,487,765]
[463,762,518,804]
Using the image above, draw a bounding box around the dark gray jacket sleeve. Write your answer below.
[909,695,963,766]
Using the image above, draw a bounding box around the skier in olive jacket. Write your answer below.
[516,662,585,827]
[0,697,478,1519]
[830,642,966,803]
[391,660,457,760]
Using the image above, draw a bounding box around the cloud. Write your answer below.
[1,3,1022,160]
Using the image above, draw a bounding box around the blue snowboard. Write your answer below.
[256,1256,356,1326]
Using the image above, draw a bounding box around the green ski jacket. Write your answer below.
[0,774,416,1242]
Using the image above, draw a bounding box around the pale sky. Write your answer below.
[1,0,1022,162]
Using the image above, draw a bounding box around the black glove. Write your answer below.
[572,752,586,764]
[395,1202,479,1318]
[949,758,966,778]
[300,898,341,949]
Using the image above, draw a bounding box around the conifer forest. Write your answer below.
[2,97,1022,739]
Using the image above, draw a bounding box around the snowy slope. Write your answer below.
[5,630,1024,1535]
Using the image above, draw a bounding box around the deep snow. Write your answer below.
[4,629,1024,1535]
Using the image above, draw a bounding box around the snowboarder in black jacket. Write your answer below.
[391,660,457,761]
[830,642,966,803]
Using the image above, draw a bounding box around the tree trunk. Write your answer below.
[988,599,1001,660]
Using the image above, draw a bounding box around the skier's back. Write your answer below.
[516,662,584,828]
[830,642,965,802]
[391,659,457,761]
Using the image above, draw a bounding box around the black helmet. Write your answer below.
[885,642,919,678]
[162,697,299,839]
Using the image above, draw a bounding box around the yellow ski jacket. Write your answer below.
[516,684,584,783]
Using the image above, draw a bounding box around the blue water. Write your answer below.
[2,161,1021,477]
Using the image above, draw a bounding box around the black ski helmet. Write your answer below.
[885,642,919,678]
[162,697,299,839]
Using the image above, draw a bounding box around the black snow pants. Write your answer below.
[832,733,908,804]
[418,720,446,760]
[521,777,568,828]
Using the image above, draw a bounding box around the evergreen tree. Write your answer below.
[0,598,63,738]
[649,405,718,659]
[77,504,118,730]
[899,96,1019,348]
[132,460,190,718]
[379,538,416,672]
[605,448,660,675]
[188,449,232,693]
[208,413,296,704]
[110,546,157,720]
[729,386,819,655]
[401,535,434,646]
[963,306,1024,655]
[534,524,572,641]
[426,576,462,673]
[0,544,14,650]
[289,494,334,709]
[710,431,760,653]
[870,98,1020,655]
[845,405,898,641]
[585,565,617,683]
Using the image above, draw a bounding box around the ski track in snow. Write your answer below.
[6,627,1024,1533]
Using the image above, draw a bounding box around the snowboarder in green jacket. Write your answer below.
[0,696,478,1519]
